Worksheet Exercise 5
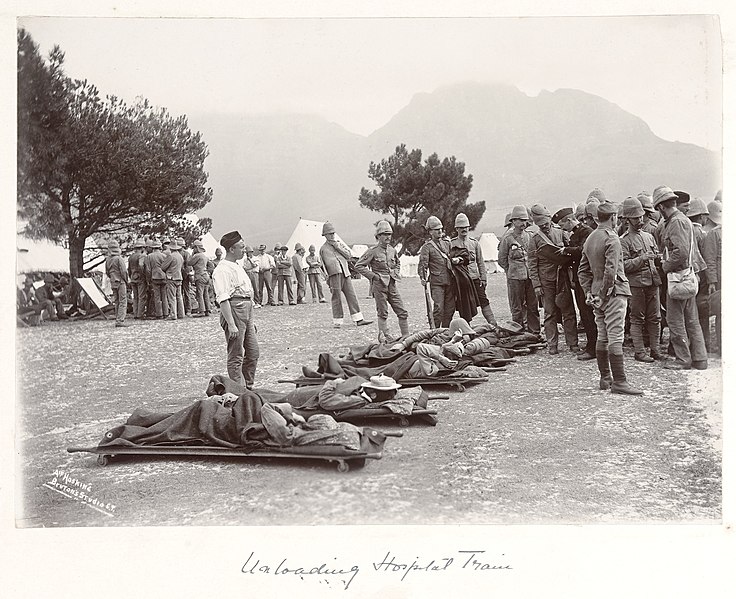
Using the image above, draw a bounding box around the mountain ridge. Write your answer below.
[190,82,720,245]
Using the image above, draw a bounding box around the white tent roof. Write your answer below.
[285,218,349,256]
[478,232,500,262]
[16,236,70,274]
[200,232,223,259]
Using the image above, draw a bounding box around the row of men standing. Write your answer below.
[105,236,214,327]
[240,243,328,307]
[496,187,722,372]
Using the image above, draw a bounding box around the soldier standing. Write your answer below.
[620,197,663,362]
[189,239,212,316]
[128,238,147,320]
[319,221,372,328]
[305,244,327,303]
[578,201,642,395]
[161,238,185,320]
[275,245,296,305]
[105,239,130,327]
[527,204,579,355]
[355,220,409,342]
[242,246,261,307]
[292,243,308,304]
[148,239,167,319]
[552,207,596,360]
[654,186,708,370]
[497,206,539,334]
[450,212,498,327]
[254,244,276,306]
[418,215,456,328]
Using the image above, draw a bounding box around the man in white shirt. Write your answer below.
[254,244,276,306]
[212,231,260,389]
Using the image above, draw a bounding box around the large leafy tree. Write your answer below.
[358,144,484,255]
[17,28,213,277]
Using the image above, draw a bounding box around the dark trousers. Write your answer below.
[152,280,166,317]
[696,275,711,352]
[277,274,294,304]
[629,285,661,354]
[430,283,456,328]
[540,278,577,348]
[259,271,275,305]
[507,278,540,334]
[573,281,597,353]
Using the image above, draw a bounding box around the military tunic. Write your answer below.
[355,243,408,336]
[578,227,630,349]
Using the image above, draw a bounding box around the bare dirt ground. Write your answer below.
[16,276,721,527]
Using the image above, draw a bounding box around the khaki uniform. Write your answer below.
[355,243,408,337]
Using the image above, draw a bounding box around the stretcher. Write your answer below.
[278,374,497,392]
[67,428,403,473]
[313,399,447,427]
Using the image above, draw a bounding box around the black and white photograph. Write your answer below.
[4,1,733,597]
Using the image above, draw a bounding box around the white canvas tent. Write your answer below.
[200,232,223,259]
[478,232,501,274]
[285,218,349,256]
[16,237,70,274]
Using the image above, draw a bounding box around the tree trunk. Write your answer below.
[67,234,86,305]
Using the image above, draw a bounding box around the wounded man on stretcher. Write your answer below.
[93,375,424,453]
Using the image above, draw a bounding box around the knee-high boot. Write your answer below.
[596,347,612,390]
[398,317,409,336]
[609,352,643,395]
[481,304,498,328]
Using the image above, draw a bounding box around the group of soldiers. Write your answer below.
[104,236,216,327]
[496,186,722,394]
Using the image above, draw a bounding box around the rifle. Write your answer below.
[424,281,436,329]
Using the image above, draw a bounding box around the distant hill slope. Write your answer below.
[191,83,720,245]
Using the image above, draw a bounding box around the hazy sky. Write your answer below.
[19,15,722,150]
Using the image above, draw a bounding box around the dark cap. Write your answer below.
[220,231,243,250]
[551,207,574,224]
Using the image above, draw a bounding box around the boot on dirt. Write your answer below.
[596,349,613,390]
[609,352,643,395]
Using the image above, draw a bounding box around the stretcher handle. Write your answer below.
[67,447,91,453]
[382,431,404,438]
[427,395,450,401]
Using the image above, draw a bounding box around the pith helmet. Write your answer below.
[425,215,443,230]
[621,197,645,219]
[294,242,304,251]
[652,186,678,208]
[707,201,722,224]
[510,205,529,221]
[375,220,393,235]
[685,198,708,217]
[322,222,336,236]
[134,238,146,248]
[454,213,470,228]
